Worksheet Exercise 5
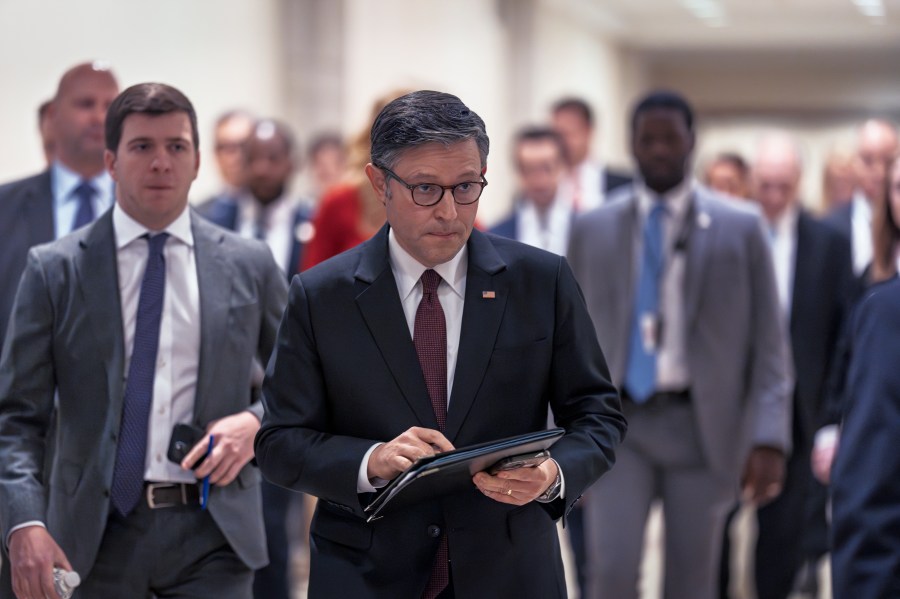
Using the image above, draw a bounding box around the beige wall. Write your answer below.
[0,0,285,200]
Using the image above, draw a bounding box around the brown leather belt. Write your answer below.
[144,482,201,509]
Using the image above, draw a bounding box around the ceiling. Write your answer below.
[545,0,900,52]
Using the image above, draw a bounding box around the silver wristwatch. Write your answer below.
[535,472,562,503]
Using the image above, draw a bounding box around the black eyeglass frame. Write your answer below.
[374,164,488,207]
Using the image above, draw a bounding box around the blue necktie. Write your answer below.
[111,233,169,516]
[624,202,667,403]
[71,181,96,231]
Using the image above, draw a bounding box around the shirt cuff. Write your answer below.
[6,521,46,549]
[814,425,840,451]
[357,443,389,493]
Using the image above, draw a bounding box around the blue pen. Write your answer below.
[200,435,213,510]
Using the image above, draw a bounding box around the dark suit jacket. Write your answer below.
[0,171,54,344]
[196,196,312,280]
[256,225,625,598]
[788,211,853,446]
[603,167,632,195]
[831,276,900,598]
[0,209,288,578]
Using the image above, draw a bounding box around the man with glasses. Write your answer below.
[256,90,625,599]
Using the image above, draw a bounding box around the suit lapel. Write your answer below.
[790,212,813,338]
[444,230,508,440]
[616,198,639,340]
[354,226,439,429]
[74,211,126,412]
[192,213,235,421]
[684,191,715,328]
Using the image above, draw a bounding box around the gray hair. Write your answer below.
[369,90,489,170]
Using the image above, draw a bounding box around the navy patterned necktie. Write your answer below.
[414,269,450,599]
[71,180,96,231]
[110,232,169,516]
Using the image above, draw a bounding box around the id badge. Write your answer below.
[640,312,660,353]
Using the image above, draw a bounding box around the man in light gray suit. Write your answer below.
[567,91,792,599]
[0,83,287,598]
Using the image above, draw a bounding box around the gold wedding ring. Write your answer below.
[505,488,513,496]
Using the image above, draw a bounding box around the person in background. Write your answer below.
[0,82,287,599]
[205,109,255,206]
[0,61,119,345]
[306,131,346,202]
[703,151,751,199]
[734,133,851,599]
[830,153,900,598]
[490,126,572,255]
[551,96,632,213]
[568,90,792,599]
[821,146,856,213]
[257,89,625,599]
[198,118,313,599]
[300,90,411,270]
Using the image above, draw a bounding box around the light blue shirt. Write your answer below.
[51,161,115,239]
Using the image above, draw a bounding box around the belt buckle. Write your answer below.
[146,483,182,509]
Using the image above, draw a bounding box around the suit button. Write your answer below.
[427,525,441,538]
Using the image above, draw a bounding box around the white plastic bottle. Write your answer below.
[52,567,81,599]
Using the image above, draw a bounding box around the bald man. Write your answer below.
[826,119,899,280]
[0,61,119,344]
[742,134,851,599]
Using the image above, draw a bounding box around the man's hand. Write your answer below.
[472,459,559,506]
[9,526,72,599]
[181,411,261,486]
[367,427,454,482]
[741,446,785,505]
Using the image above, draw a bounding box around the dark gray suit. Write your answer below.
[568,185,792,598]
[0,209,287,586]
[0,171,54,345]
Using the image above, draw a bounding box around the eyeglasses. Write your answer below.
[375,164,487,207]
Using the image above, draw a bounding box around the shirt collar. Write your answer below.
[852,189,872,223]
[51,161,113,208]
[388,227,467,302]
[635,177,694,220]
[771,202,799,239]
[112,202,194,250]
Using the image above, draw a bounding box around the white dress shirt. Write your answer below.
[51,161,114,239]
[559,160,606,213]
[114,203,201,484]
[850,190,873,277]
[635,178,693,391]
[235,192,296,275]
[516,191,574,256]
[770,205,799,320]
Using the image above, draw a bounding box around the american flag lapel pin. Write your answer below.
[482,291,496,299]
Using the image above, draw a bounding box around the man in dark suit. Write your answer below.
[551,96,631,213]
[490,126,573,256]
[0,62,119,344]
[740,133,852,599]
[198,119,312,280]
[831,277,900,598]
[0,83,287,598]
[568,91,792,599]
[256,90,626,599]
[198,118,312,599]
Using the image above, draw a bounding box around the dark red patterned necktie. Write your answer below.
[414,269,449,599]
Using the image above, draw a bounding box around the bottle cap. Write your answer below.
[62,571,81,588]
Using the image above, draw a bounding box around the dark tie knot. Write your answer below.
[145,232,170,257]
[420,269,442,298]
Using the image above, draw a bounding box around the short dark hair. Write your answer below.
[370,90,489,170]
[514,126,568,165]
[308,131,344,160]
[105,83,199,153]
[247,118,296,157]
[710,152,749,177]
[552,97,593,128]
[631,90,694,135]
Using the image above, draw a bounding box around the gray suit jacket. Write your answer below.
[567,185,792,476]
[0,208,288,576]
[0,171,54,345]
